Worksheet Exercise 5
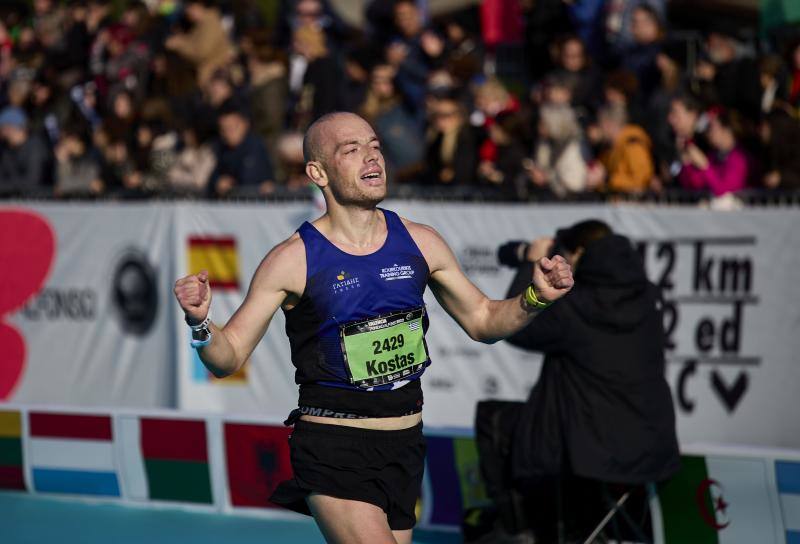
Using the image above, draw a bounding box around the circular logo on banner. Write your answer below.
[111,249,158,336]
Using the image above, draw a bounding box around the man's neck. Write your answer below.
[321,204,386,250]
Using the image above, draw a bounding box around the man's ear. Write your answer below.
[305,161,328,189]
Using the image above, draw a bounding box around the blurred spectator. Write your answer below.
[696,29,761,119]
[617,4,664,101]
[665,92,703,184]
[54,123,103,198]
[0,106,51,196]
[278,0,349,50]
[387,0,444,110]
[646,44,687,177]
[605,0,666,57]
[340,44,375,113]
[167,124,216,195]
[521,0,571,82]
[165,0,235,87]
[246,40,289,167]
[473,78,520,165]
[93,22,150,103]
[785,39,800,111]
[678,107,750,196]
[130,106,179,194]
[359,63,424,180]
[209,100,274,198]
[440,14,483,86]
[425,93,479,185]
[546,34,601,114]
[28,74,72,147]
[602,69,643,123]
[100,88,137,147]
[289,23,339,130]
[758,55,787,114]
[477,110,528,199]
[760,108,800,191]
[527,104,589,198]
[591,103,654,194]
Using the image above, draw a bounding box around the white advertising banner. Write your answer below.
[1,203,175,408]
[1,202,798,449]
[174,202,800,449]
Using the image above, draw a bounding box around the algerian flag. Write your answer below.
[655,455,784,544]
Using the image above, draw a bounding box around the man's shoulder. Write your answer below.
[252,232,306,293]
[399,217,445,247]
[268,232,305,264]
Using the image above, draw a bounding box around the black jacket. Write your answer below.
[505,234,680,485]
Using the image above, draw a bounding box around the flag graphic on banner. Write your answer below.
[187,236,240,290]
[118,416,213,504]
[0,410,25,490]
[657,455,781,543]
[186,235,245,384]
[424,436,489,526]
[28,412,120,497]
[776,461,800,544]
[224,423,292,508]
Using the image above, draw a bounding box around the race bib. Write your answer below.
[340,308,428,388]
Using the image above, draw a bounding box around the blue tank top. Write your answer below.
[283,209,431,416]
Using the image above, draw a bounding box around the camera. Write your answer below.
[498,230,570,268]
[497,240,531,268]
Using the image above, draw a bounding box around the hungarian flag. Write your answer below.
[423,436,490,526]
[223,422,292,508]
[656,455,782,543]
[0,410,25,490]
[28,412,120,497]
[117,416,213,504]
[187,236,240,290]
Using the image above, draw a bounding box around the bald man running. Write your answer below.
[174,112,574,544]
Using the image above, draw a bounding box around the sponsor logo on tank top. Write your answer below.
[332,270,360,294]
[379,263,415,281]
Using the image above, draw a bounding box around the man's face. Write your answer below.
[370,65,396,99]
[560,39,585,72]
[316,115,387,207]
[394,2,421,38]
[631,8,659,45]
[219,113,248,148]
[668,100,697,138]
[432,99,462,132]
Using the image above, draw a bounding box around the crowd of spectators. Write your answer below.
[1,0,800,201]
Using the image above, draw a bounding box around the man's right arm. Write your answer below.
[174,235,305,378]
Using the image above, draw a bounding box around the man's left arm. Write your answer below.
[407,222,574,344]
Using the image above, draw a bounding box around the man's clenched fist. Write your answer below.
[174,269,211,324]
[532,255,574,303]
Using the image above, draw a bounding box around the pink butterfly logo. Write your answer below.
[0,210,55,399]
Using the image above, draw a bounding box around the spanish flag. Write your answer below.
[187,236,239,290]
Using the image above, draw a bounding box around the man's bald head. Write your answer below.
[302,112,368,164]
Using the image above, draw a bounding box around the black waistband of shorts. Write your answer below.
[297,379,424,419]
[291,418,423,441]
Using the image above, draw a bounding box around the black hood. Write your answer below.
[569,234,656,331]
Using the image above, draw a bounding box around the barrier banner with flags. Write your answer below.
[1,202,799,450]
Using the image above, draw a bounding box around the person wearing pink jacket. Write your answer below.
[678,107,750,196]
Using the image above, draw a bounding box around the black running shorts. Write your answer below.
[270,419,426,530]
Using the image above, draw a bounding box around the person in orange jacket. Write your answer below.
[588,103,655,193]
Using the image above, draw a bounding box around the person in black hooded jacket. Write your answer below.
[470,219,680,543]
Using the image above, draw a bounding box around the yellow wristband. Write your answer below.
[524,284,551,309]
